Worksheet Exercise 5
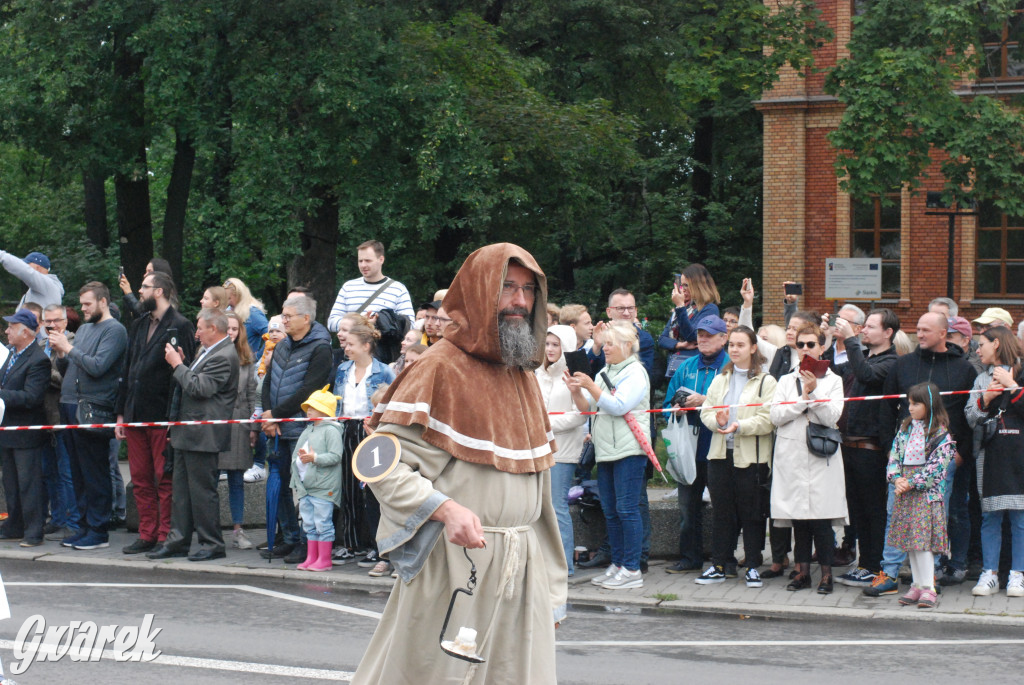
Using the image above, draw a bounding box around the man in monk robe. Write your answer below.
[353,243,568,684]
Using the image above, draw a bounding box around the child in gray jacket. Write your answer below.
[292,387,344,572]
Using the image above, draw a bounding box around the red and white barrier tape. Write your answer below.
[0,388,988,431]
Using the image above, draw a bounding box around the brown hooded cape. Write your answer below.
[368,243,555,473]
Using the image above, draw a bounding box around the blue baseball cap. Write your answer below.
[696,315,727,335]
[23,252,50,270]
[3,309,39,331]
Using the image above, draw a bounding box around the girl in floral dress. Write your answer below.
[887,382,957,609]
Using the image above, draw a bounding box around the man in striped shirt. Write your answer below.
[326,240,415,332]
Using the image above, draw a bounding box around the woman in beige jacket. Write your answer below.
[770,323,847,594]
[698,326,777,588]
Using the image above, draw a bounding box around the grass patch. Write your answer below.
[652,593,678,602]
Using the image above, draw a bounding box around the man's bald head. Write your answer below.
[916,311,949,352]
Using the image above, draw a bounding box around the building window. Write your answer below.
[980,2,1024,80]
[851,193,901,297]
[976,202,1024,297]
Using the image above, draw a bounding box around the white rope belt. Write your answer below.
[481,525,530,600]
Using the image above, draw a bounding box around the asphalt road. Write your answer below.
[1,559,1022,684]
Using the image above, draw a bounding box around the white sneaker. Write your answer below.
[972,569,999,596]
[1007,570,1024,598]
[243,465,266,483]
[232,529,253,550]
[219,471,228,481]
[602,568,643,590]
[591,564,621,586]
[661,488,678,501]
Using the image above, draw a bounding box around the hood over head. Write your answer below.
[441,243,548,366]
[546,325,577,364]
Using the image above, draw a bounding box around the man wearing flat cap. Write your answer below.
[0,250,64,309]
[0,310,52,547]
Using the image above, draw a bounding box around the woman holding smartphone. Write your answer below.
[770,323,847,593]
[965,327,1024,597]
[659,264,720,379]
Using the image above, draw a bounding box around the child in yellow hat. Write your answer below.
[292,387,344,572]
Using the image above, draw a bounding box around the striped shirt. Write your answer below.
[327,276,415,331]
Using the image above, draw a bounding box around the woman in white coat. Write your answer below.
[770,322,847,594]
[536,325,589,576]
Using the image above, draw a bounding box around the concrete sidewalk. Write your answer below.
[2,530,1022,628]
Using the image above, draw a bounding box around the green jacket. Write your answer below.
[290,420,345,506]
[590,356,651,463]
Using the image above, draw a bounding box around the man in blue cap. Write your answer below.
[0,250,64,310]
[662,315,729,573]
[0,309,52,547]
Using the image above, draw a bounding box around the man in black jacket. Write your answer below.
[260,294,333,561]
[0,310,52,547]
[867,311,978,596]
[115,271,196,555]
[833,308,900,587]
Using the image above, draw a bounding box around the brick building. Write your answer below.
[756,0,1024,327]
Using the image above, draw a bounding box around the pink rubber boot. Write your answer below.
[309,541,334,572]
[296,541,318,570]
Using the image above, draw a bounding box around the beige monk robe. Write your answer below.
[353,424,568,685]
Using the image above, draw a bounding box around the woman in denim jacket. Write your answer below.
[333,320,395,566]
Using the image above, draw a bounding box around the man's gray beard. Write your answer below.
[498,316,539,370]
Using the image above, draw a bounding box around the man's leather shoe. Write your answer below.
[123,538,157,555]
[284,545,307,564]
[146,544,188,560]
[259,542,295,560]
[188,548,226,562]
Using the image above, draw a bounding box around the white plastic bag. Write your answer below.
[663,414,699,485]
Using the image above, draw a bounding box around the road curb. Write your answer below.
[7,549,1024,627]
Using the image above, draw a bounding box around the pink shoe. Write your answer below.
[296,541,318,570]
[918,588,937,609]
[308,540,334,572]
[898,586,923,605]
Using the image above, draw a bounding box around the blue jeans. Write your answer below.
[981,509,1024,571]
[226,470,244,525]
[945,457,970,572]
[597,455,647,572]
[299,495,336,542]
[42,435,79,529]
[61,403,112,537]
[550,462,576,576]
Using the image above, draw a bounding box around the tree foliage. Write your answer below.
[827,0,1024,214]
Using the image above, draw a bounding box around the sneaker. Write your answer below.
[666,560,701,574]
[368,560,393,577]
[72,532,109,550]
[661,488,678,501]
[591,564,621,586]
[862,571,899,596]
[745,567,763,588]
[60,529,88,548]
[838,567,877,588]
[358,549,381,568]
[602,568,643,589]
[939,566,967,586]
[332,547,358,563]
[243,465,266,483]
[972,570,999,596]
[917,588,937,609]
[232,529,254,550]
[898,585,923,605]
[695,565,726,585]
[1007,571,1024,598]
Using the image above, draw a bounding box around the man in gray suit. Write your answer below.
[147,308,239,562]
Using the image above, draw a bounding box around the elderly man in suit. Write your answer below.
[0,309,53,547]
[147,308,239,562]
[115,271,196,555]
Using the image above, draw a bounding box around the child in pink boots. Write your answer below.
[292,388,344,572]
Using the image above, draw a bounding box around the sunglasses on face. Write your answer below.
[795,341,818,349]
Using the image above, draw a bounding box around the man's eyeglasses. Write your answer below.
[280,313,305,322]
[139,284,156,291]
[42,318,64,326]
[427,315,452,324]
[501,282,537,297]
[795,341,819,349]
[609,306,636,314]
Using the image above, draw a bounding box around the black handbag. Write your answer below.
[796,378,841,459]
[76,399,116,438]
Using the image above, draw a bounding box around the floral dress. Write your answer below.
[886,420,956,554]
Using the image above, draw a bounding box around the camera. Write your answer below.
[671,387,694,407]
